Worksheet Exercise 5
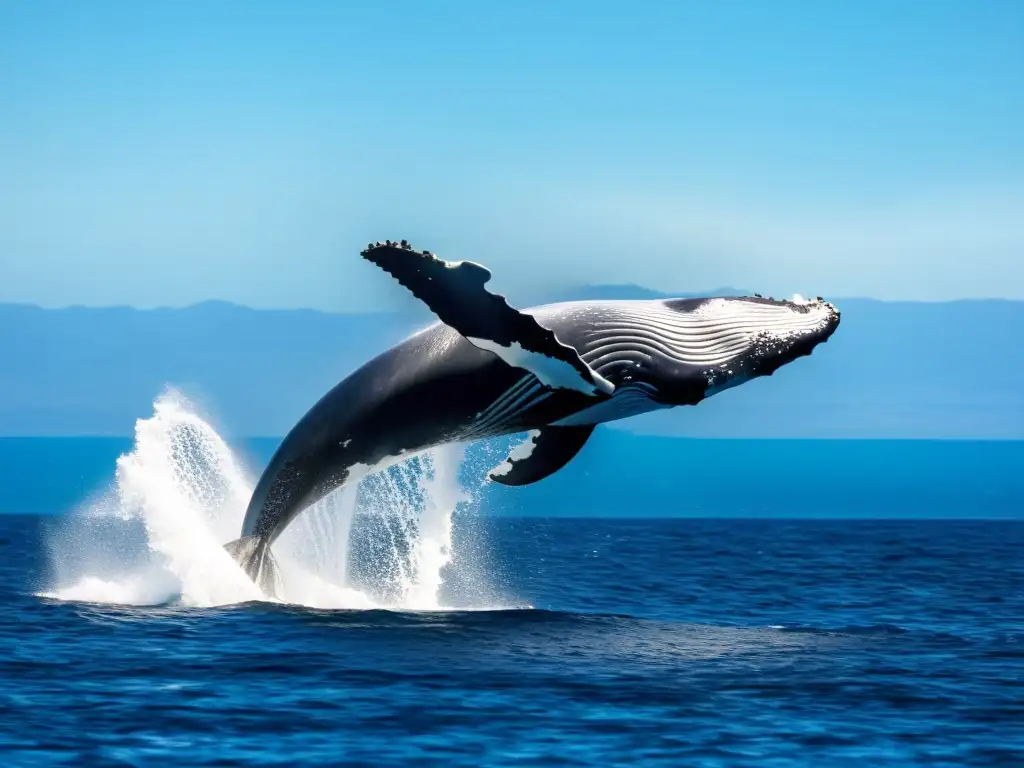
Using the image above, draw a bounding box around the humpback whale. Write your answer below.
[226,241,841,594]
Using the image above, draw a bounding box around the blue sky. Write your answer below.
[1,1,1021,311]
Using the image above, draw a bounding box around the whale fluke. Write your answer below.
[224,535,282,598]
[361,242,614,396]
[489,424,597,486]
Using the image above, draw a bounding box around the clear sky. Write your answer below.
[1,1,1022,311]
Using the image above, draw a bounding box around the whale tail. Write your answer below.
[224,535,282,599]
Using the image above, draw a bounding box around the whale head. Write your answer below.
[667,295,840,398]
[546,295,841,409]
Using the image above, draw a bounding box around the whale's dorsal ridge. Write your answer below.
[362,241,613,396]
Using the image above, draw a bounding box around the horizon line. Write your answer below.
[3,293,1023,314]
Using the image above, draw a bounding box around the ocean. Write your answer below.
[0,395,1022,766]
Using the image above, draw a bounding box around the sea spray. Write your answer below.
[113,392,263,606]
[42,390,493,610]
[406,445,467,608]
[273,482,377,609]
[348,447,469,608]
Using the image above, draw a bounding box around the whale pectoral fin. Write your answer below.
[488,425,596,486]
[361,242,613,396]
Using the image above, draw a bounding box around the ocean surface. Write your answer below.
[1,395,1022,766]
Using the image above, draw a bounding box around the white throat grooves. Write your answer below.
[576,300,835,369]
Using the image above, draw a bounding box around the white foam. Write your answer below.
[41,389,491,612]
[404,445,467,609]
[39,573,178,607]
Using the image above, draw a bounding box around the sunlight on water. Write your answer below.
[40,389,487,610]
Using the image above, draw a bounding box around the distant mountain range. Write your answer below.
[1,287,1022,439]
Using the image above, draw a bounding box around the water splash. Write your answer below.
[350,448,469,609]
[42,390,487,611]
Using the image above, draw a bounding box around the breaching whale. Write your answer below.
[226,241,841,594]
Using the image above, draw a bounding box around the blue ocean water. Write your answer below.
[3,433,1023,518]
[3,516,1023,766]
[1,419,1022,765]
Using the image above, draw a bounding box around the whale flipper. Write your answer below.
[224,535,282,598]
[361,242,613,396]
[488,425,596,486]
